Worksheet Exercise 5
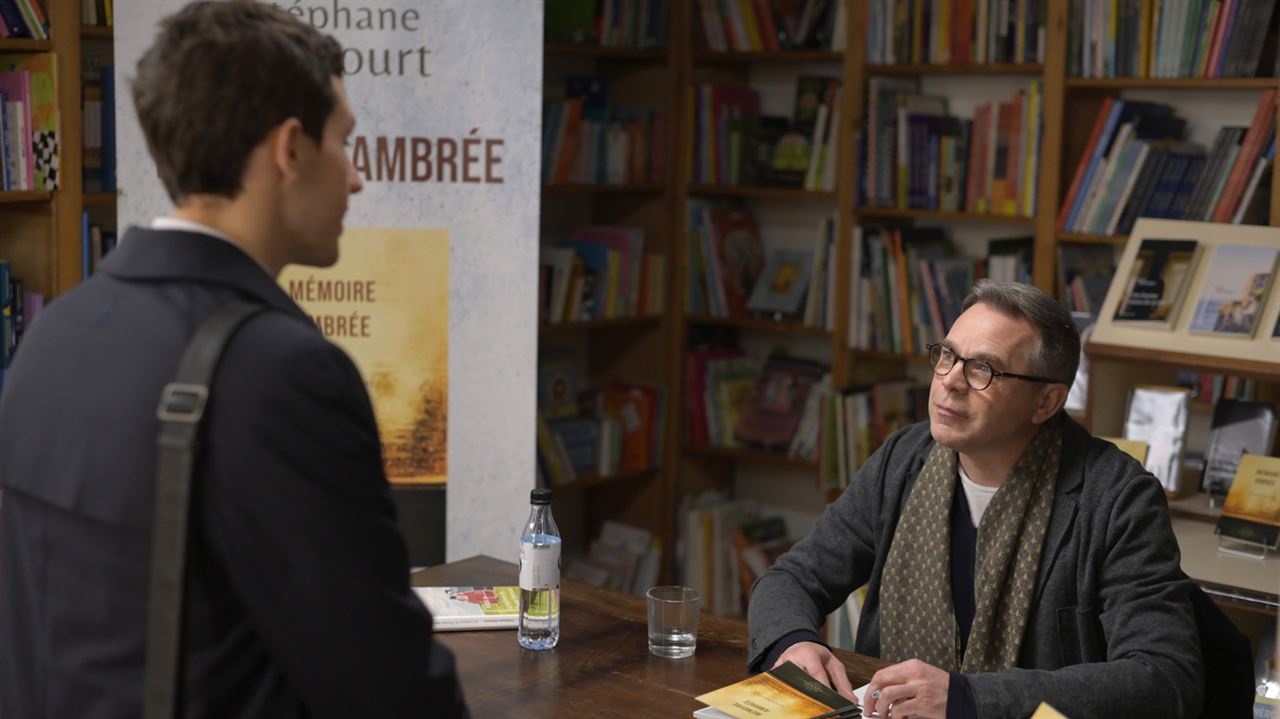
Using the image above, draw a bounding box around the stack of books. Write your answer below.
[1069,0,1280,79]
[866,0,1047,64]
[861,79,1042,218]
[1058,92,1276,236]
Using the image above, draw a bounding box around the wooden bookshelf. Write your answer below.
[1057,232,1128,245]
[541,183,664,196]
[0,0,91,298]
[614,0,1280,628]
[688,184,837,200]
[1066,77,1280,90]
[544,43,666,61]
[856,207,1036,224]
[687,315,831,336]
[540,316,662,334]
[0,191,53,204]
[82,193,119,206]
[552,467,660,495]
[1086,343,1280,383]
[685,444,818,473]
[538,22,682,584]
[79,25,113,39]
[694,50,843,64]
[846,348,931,363]
[0,38,54,51]
[867,63,1044,76]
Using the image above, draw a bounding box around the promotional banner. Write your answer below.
[114,0,542,561]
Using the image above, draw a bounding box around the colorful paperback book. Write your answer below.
[694,662,864,719]
[1113,238,1199,327]
[0,53,56,190]
[1221,455,1280,527]
[747,248,814,316]
[412,586,520,631]
[1187,244,1280,337]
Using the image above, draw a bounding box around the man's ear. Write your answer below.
[268,118,306,182]
[1032,382,1069,425]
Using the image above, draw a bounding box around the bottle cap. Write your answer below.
[531,488,552,505]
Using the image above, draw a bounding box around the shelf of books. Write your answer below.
[1,0,103,381]
[694,50,844,64]
[687,315,831,337]
[0,191,52,204]
[1067,78,1280,90]
[687,185,838,200]
[551,467,661,496]
[544,43,666,62]
[541,315,663,335]
[541,183,664,196]
[868,63,1045,76]
[856,207,1037,224]
[685,444,818,473]
[79,24,111,39]
[0,39,53,52]
[541,0,681,585]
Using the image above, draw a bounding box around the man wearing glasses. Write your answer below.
[747,280,1205,719]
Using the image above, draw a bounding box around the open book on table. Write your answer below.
[693,661,869,718]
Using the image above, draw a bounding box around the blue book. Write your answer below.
[0,89,10,190]
[1065,101,1126,230]
[0,0,30,38]
[100,66,117,193]
[81,212,90,280]
[547,417,600,474]
[0,259,11,369]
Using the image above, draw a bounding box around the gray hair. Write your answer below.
[961,279,1081,385]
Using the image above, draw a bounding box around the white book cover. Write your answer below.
[1187,244,1280,337]
[1123,386,1191,493]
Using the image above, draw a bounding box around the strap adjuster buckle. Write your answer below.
[156,383,209,424]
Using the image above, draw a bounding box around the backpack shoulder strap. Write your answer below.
[144,300,267,719]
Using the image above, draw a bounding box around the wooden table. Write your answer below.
[413,556,886,717]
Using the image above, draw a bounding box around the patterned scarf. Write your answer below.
[879,417,1062,672]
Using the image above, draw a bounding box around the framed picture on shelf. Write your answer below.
[1187,244,1280,338]
[747,249,814,316]
[1112,238,1200,328]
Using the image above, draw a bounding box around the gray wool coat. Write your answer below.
[746,414,1204,719]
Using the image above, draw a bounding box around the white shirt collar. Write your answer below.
[150,217,272,276]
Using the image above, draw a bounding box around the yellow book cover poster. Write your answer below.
[280,228,449,485]
[1222,454,1280,526]
[696,662,852,719]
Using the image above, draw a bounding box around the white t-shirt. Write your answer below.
[958,464,998,527]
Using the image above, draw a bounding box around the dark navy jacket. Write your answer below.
[0,228,467,718]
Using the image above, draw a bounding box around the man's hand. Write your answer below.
[863,659,949,719]
[772,641,856,702]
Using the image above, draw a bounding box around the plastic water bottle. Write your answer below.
[518,488,560,650]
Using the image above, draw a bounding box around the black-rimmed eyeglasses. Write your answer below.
[926,343,1062,392]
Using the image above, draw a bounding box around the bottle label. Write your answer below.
[519,542,560,590]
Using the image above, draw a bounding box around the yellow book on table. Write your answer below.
[694,662,860,719]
